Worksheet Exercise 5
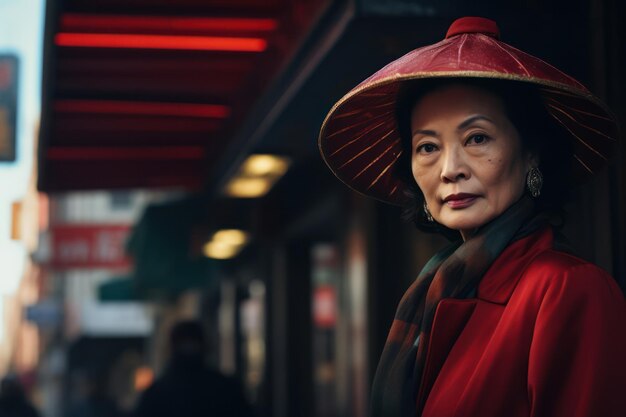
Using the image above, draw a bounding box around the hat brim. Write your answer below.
[319,71,619,206]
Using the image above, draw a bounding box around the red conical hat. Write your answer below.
[318,17,619,206]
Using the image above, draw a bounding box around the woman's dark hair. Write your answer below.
[394,77,573,237]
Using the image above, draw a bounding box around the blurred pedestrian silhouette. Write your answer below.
[0,375,40,417]
[67,370,121,417]
[133,320,254,417]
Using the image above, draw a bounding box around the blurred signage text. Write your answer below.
[49,224,131,269]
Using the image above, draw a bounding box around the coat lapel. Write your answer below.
[416,299,477,413]
[416,227,554,413]
[478,226,553,304]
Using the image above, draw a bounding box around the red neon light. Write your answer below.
[47,147,205,160]
[54,100,230,119]
[61,14,278,32]
[55,33,267,52]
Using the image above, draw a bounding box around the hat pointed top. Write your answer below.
[445,16,500,40]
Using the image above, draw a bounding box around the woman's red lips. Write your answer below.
[443,193,478,202]
[443,193,479,208]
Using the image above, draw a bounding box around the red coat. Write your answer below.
[419,227,626,417]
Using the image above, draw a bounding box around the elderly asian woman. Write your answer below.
[319,17,626,417]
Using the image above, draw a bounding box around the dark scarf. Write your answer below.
[370,195,547,417]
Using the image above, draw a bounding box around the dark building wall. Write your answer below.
[230,1,626,416]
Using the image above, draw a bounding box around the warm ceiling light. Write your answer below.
[203,229,250,259]
[241,154,290,177]
[54,33,267,52]
[224,178,272,198]
[203,241,240,260]
[223,154,291,198]
[212,229,249,246]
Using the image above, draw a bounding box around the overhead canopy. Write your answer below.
[125,196,218,296]
[98,276,140,302]
[38,0,330,192]
[38,0,589,197]
[95,197,220,301]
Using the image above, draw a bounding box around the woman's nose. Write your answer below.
[440,147,470,183]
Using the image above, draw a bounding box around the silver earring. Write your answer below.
[526,167,543,198]
[423,201,434,222]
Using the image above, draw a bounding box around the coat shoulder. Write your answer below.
[525,249,610,278]
[519,248,622,301]
[529,248,595,268]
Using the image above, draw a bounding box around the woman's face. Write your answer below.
[410,84,533,239]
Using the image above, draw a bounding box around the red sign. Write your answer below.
[0,59,13,89]
[313,285,337,328]
[50,225,131,269]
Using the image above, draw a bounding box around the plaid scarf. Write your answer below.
[370,195,546,417]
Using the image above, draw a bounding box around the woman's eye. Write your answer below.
[416,143,437,154]
[467,134,488,145]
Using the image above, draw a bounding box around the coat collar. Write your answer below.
[416,227,554,412]
[477,226,554,304]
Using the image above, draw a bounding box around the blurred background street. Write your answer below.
[0,0,624,416]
